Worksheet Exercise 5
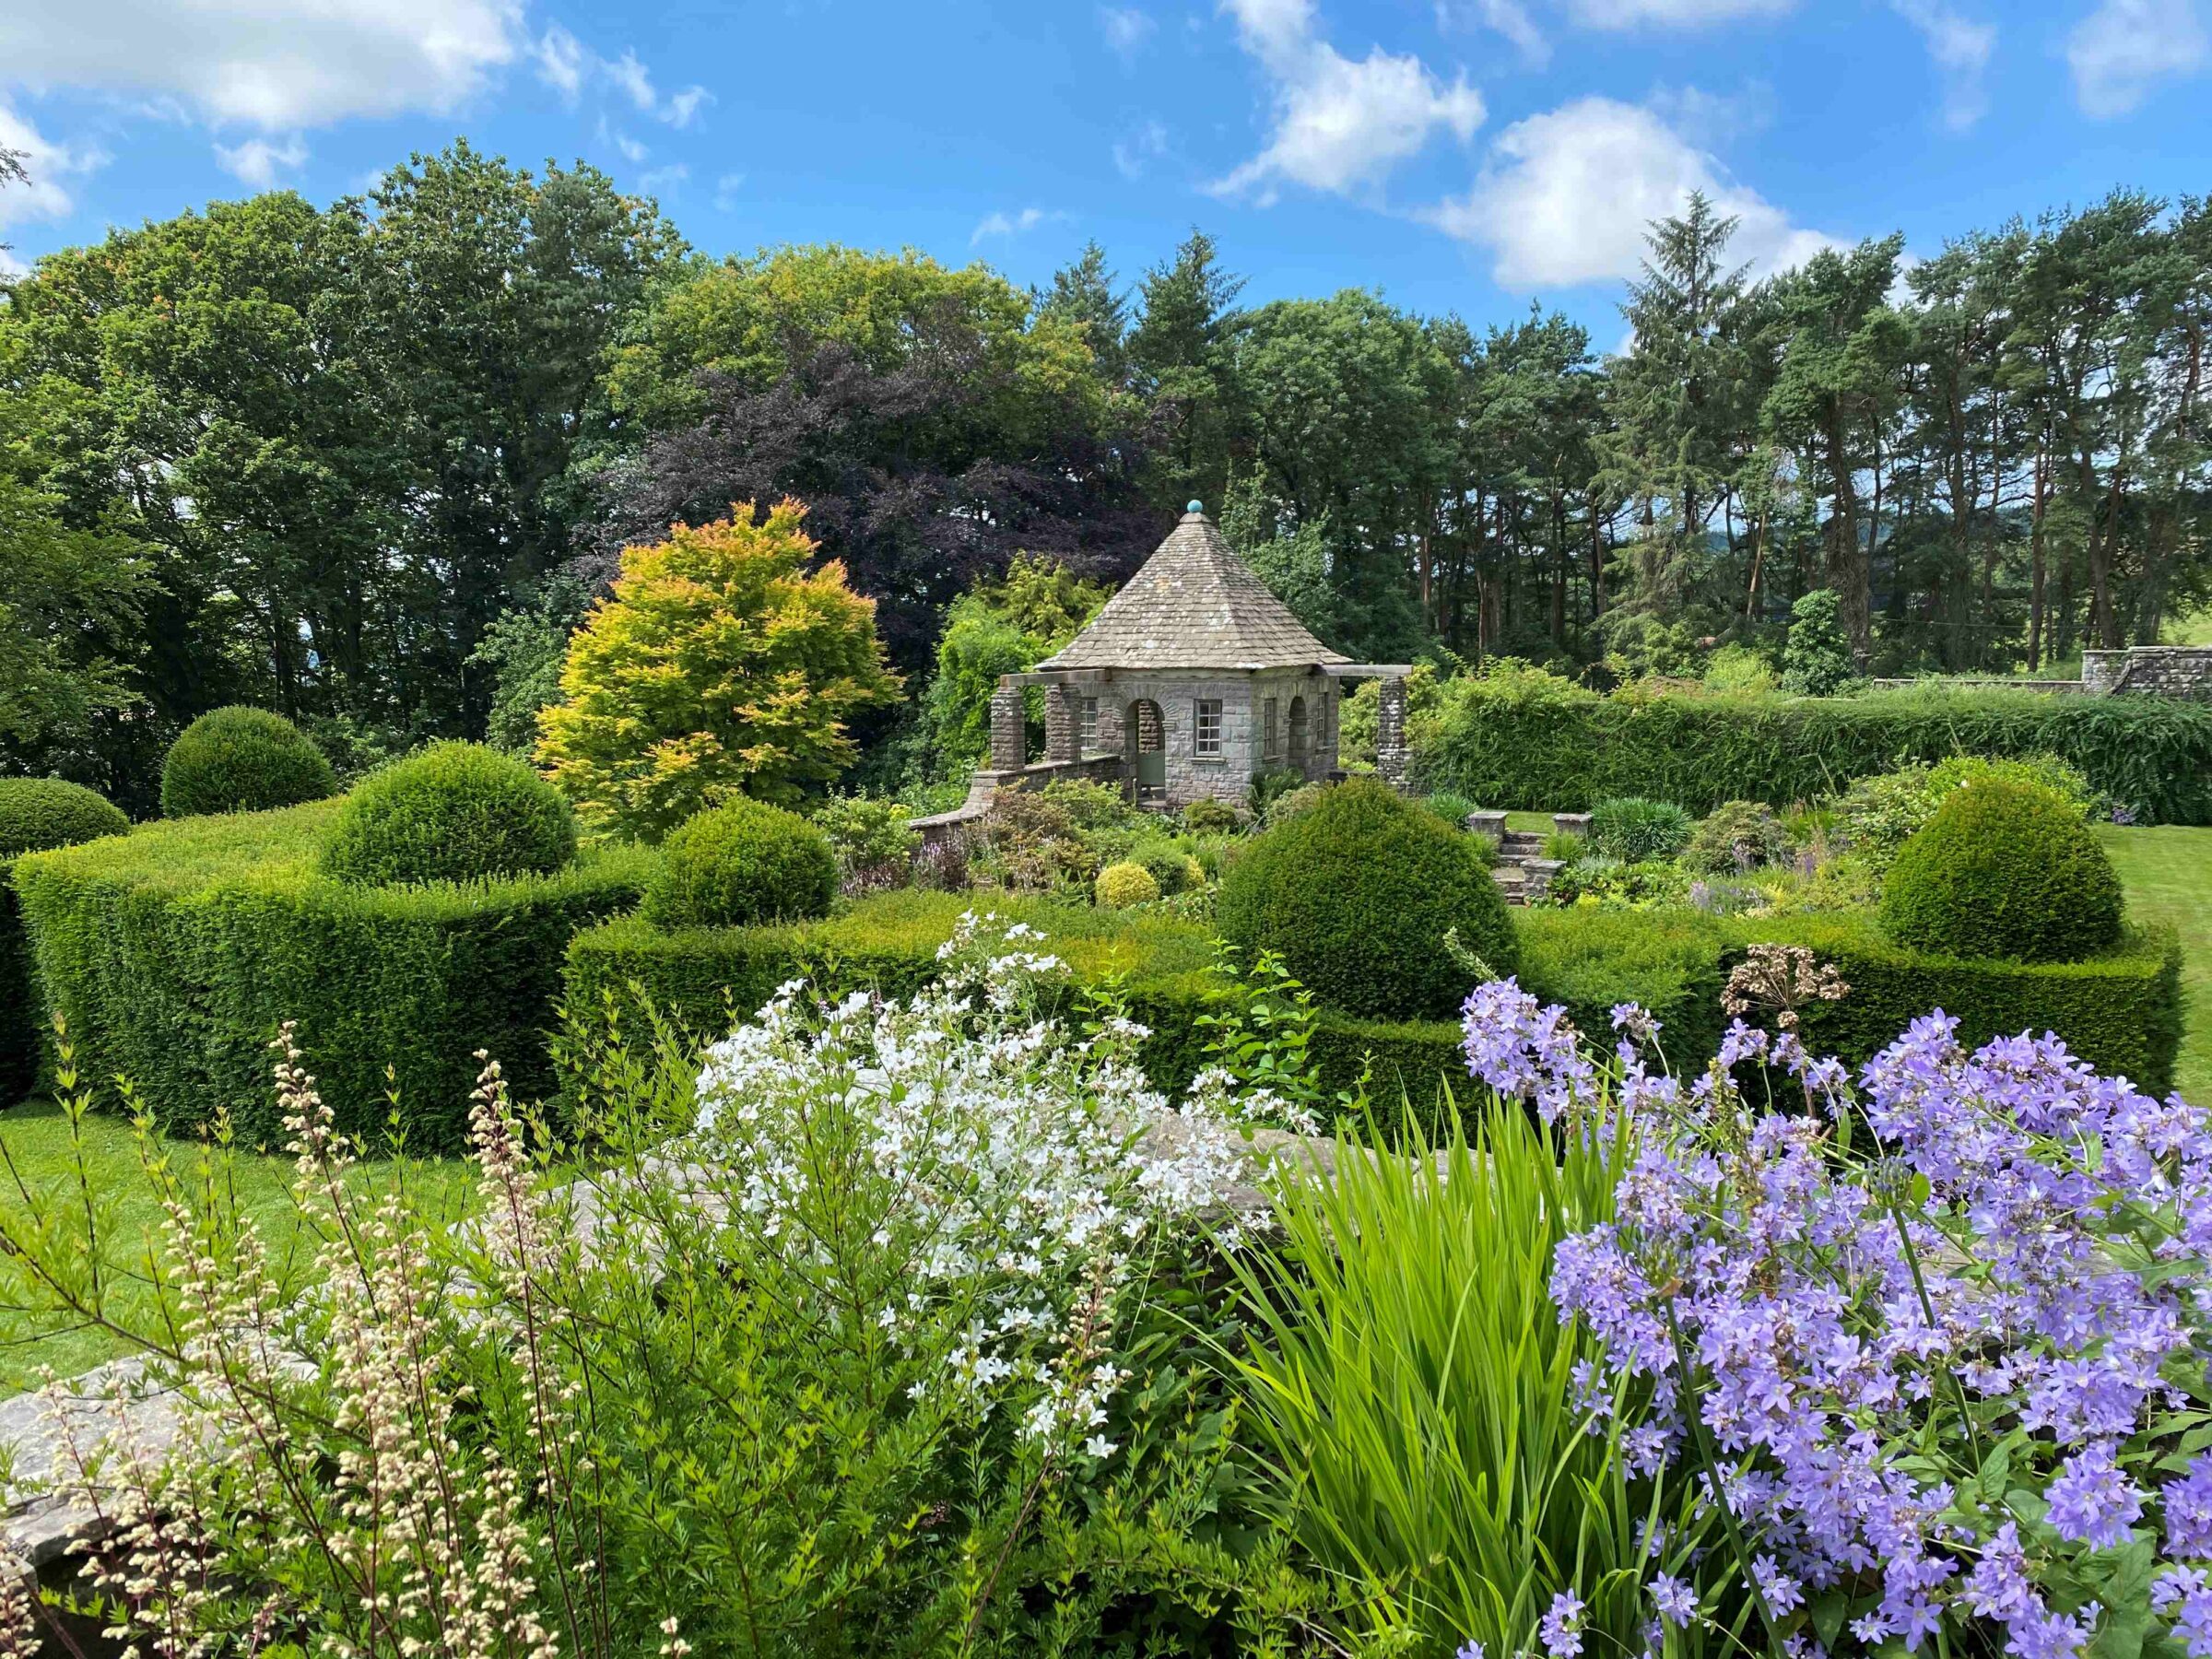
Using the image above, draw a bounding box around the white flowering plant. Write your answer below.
[0,914,1344,1657]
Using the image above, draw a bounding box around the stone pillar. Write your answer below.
[1043,683,1081,764]
[1376,676,1409,789]
[1092,693,1124,759]
[989,679,1026,772]
[2082,650,2126,696]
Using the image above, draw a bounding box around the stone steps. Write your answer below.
[1468,811,1583,907]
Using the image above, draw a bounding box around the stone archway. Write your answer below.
[1125,699,1166,805]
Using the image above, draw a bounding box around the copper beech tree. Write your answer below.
[536,500,900,840]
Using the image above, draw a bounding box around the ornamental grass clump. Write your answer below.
[1456,955,2212,1659]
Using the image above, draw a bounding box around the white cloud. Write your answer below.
[533,23,586,99]
[1112,117,1170,179]
[1453,0,1550,65]
[1215,0,1484,203]
[1889,0,1995,128]
[1100,6,1157,56]
[600,120,650,164]
[0,100,100,238]
[2066,0,2209,116]
[713,171,745,210]
[0,0,524,130]
[1426,94,1837,288]
[1565,0,1792,24]
[604,46,708,126]
[637,162,688,195]
[214,132,307,188]
[971,206,1068,244]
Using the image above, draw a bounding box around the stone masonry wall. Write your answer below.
[2084,647,2212,699]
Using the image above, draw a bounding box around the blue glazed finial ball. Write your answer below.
[1187,500,1203,513]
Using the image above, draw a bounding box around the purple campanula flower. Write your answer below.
[1538,1590,1584,1659]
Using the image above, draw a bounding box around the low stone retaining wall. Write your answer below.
[1872,646,2212,700]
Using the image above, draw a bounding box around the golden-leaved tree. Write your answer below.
[537,500,900,839]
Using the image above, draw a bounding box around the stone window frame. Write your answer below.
[1193,698,1224,759]
[1262,697,1280,762]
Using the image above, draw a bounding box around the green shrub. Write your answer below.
[808,793,919,878]
[1881,779,2124,964]
[1543,830,1586,863]
[1418,674,2212,824]
[1546,857,1694,911]
[1779,588,1858,696]
[1,779,133,1101]
[0,778,131,857]
[1682,800,1793,874]
[321,742,577,888]
[643,798,837,930]
[1216,778,1517,1020]
[1036,778,1139,830]
[1180,797,1241,836]
[1836,753,2100,872]
[1586,796,1693,862]
[1418,790,1479,830]
[975,789,1096,892]
[1247,767,1308,818]
[1095,862,1159,909]
[1701,643,1777,694]
[1262,780,1329,828]
[161,706,337,818]
[1128,838,1196,898]
[14,800,653,1147]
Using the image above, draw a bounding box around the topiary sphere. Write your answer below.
[1880,778,2123,964]
[322,742,577,887]
[1095,861,1160,910]
[0,778,130,858]
[1216,778,1519,1020]
[642,796,837,930]
[161,706,338,818]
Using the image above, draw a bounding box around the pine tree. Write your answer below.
[1126,229,1244,507]
[1036,241,1129,385]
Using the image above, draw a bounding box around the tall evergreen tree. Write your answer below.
[1126,229,1244,508]
[1037,241,1130,386]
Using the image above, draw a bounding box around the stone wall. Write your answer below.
[2084,647,2212,699]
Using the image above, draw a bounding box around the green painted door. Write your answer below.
[1135,747,1166,792]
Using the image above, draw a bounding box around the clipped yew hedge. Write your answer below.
[13,799,653,1149]
[1417,678,2212,825]
[2,779,134,1102]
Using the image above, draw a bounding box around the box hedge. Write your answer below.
[565,889,2183,1118]
[3,780,136,1101]
[13,799,653,1150]
[1417,677,2212,825]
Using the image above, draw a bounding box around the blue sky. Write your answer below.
[2,0,2208,344]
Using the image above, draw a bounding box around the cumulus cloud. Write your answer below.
[0,100,101,249]
[1889,0,1995,128]
[1214,0,1484,204]
[2066,0,2209,116]
[533,23,586,99]
[0,0,524,130]
[214,132,308,188]
[1443,0,1551,65]
[1426,94,1837,288]
[971,206,1069,244]
[1564,0,1792,23]
[1100,6,1157,57]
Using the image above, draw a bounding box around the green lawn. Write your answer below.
[0,1100,477,1393]
[2101,824,2212,1104]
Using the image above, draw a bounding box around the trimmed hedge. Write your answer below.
[13,799,653,1149]
[1418,679,2212,825]
[643,797,836,929]
[1880,779,2123,964]
[161,706,337,818]
[323,742,577,888]
[1,781,132,1103]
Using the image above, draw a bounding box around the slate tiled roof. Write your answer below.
[1036,509,1349,673]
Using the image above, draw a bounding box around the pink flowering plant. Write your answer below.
[1462,954,2212,1659]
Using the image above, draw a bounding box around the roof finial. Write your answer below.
[1186,500,1204,513]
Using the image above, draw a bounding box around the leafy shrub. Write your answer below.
[1682,800,1793,874]
[1587,795,1693,862]
[1263,779,1329,828]
[14,800,652,1147]
[321,743,576,888]
[976,788,1096,892]
[1836,752,2100,872]
[0,779,131,1101]
[1180,796,1241,836]
[161,706,337,818]
[1035,777,1138,830]
[1095,861,1159,909]
[0,777,129,857]
[644,797,837,930]
[1779,586,1857,695]
[1128,838,1197,897]
[810,793,919,878]
[1418,790,1480,830]
[1700,642,1777,694]
[1247,765,1308,818]
[1543,830,1586,863]
[921,554,1110,771]
[1547,857,1694,911]
[1420,674,2212,824]
[535,501,901,840]
[1217,778,1518,1019]
[1880,778,2124,964]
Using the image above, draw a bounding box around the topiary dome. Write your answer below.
[1879,777,2123,964]
[1216,778,1519,1020]
[322,742,577,887]
[1095,861,1160,910]
[642,796,837,930]
[0,779,129,858]
[161,706,337,818]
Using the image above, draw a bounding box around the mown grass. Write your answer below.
[2102,824,2212,1103]
[0,1097,477,1393]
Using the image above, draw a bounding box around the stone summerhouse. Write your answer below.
[922,505,1409,830]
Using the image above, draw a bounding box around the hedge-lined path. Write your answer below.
[2100,825,2212,1103]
